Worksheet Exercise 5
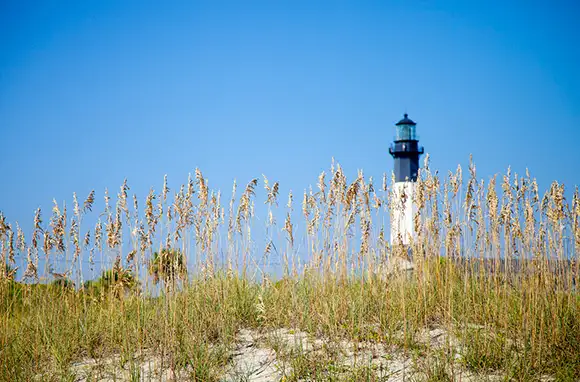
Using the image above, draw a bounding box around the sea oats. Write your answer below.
[32,208,42,250]
[0,155,577,381]
[43,230,53,256]
[70,218,80,261]
[0,212,7,240]
[264,175,280,206]
[23,247,37,280]
[317,171,326,202]
[464,155,477,224]
[236,178,258,234]
[73,192,80,218]
[302,190,309,221]
[83,190,95,214]
[16,223,25,253]
[227,180,237,244]
[195,168,208,206]
[283,212,293,247]
[145,188,157,233]
[162,174,169,203]
[94,220,103,252]
[83,230,91,248]
[382,172,388,192]
[286,189,293,211]
[7,225,14,264]
[127,249,136,264]
[345,178,359,211]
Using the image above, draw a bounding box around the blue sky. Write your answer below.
[1,0,579,229]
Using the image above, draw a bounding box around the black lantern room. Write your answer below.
[388,113,424,182]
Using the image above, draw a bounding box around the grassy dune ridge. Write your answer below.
[0,156,579,381]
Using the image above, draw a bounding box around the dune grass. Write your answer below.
[0,157,579,381]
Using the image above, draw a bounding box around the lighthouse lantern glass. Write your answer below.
[396,123,416,141]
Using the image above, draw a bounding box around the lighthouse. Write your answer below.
[388,113,424,246]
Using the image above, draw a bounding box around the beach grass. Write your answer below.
[1,157,578,381]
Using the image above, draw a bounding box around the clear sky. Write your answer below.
[1,0,579,228]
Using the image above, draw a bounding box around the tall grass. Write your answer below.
[0,157,578,381]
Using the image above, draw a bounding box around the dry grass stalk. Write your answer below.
[1,158,579,381]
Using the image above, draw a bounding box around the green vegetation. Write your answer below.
[0,159,578,381]
[83,261,139,299]
[149,248,187,287]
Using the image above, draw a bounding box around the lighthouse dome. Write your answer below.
[395,113,416,126]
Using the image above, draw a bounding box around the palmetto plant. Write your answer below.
[84,258,138,298]
[148,247,187,286]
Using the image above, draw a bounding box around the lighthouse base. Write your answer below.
[378,255,414,280]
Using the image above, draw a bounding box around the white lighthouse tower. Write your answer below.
[388,114,424,246]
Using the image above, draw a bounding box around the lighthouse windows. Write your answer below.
[396,124,416,141]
